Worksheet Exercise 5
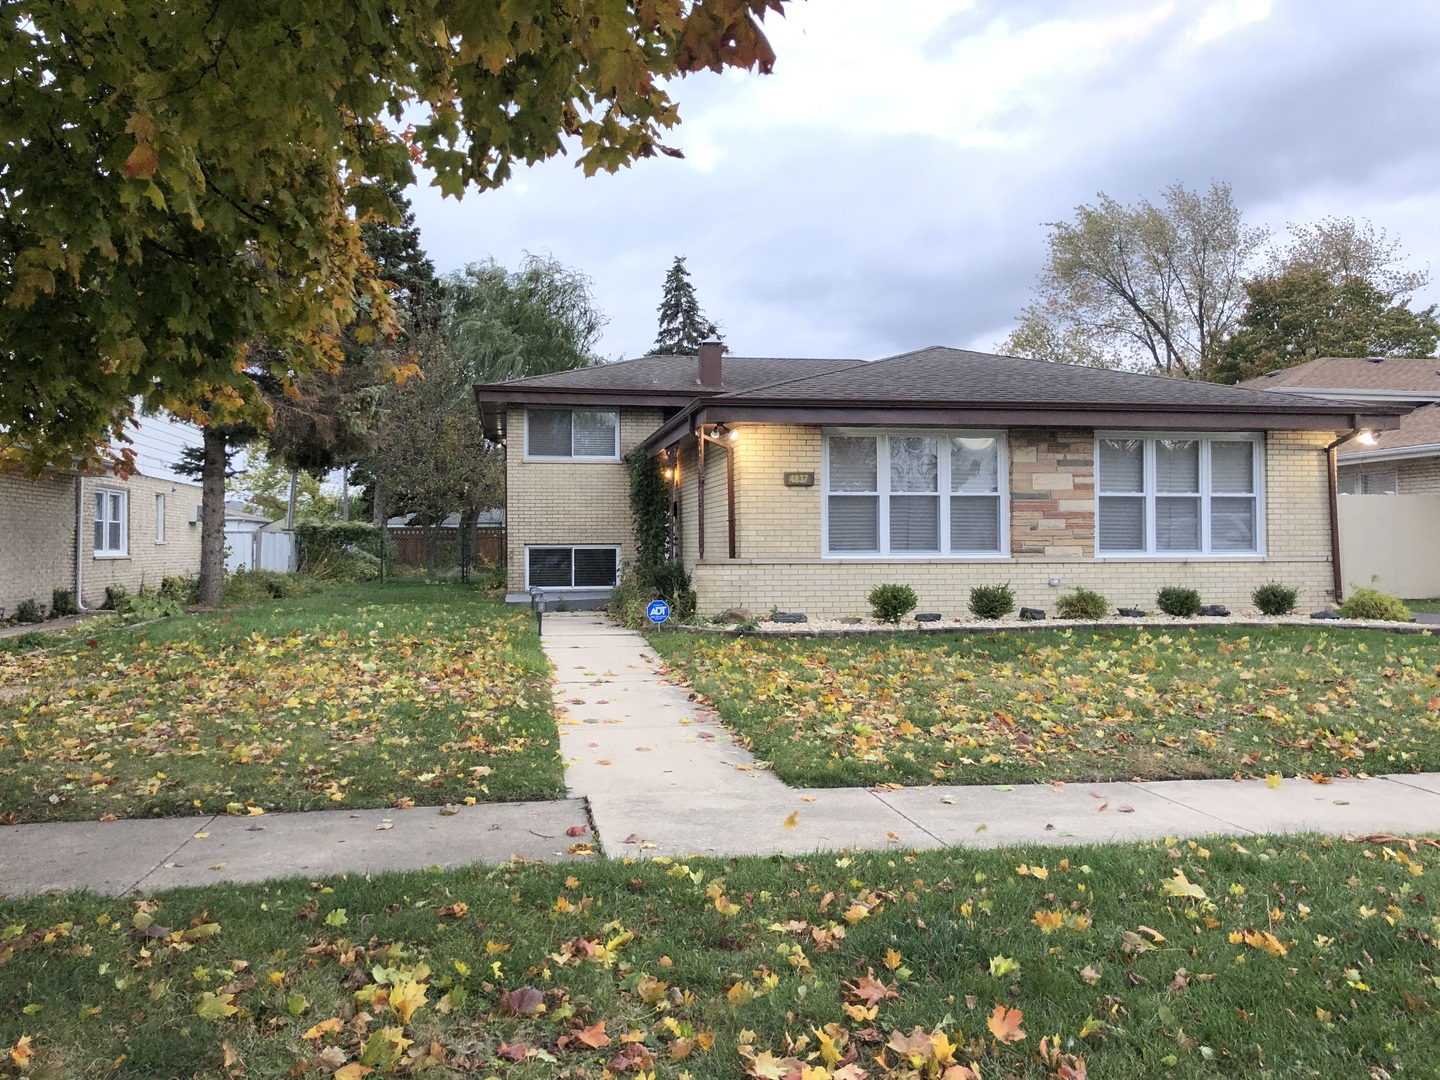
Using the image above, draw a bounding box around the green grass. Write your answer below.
[1405,599,1440,614]
[0,583,562,823]
[1,836,1436,1078]
[649,626,1440,788]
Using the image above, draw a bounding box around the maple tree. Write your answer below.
[0,0,786,475]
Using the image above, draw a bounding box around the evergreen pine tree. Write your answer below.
[648,256,725,354]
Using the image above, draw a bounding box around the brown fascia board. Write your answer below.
[638,402,1402,453]
[472,385,711,409]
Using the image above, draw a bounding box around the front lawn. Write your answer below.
[1,835,1436,1078]
[650,626,1440,788]
[0,583,562,823]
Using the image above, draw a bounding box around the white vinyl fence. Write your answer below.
[1338,493,1440,599]
[225,528,296,574]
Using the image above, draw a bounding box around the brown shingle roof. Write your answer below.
[722,346,1355,412]
[480,353,863,396]
[1239,356,1440,394]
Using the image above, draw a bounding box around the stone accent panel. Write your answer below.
[1008,429,1094,558]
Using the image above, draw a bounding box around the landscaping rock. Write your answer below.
[772,612,808,624]
[715,608,748,624]
[1018,607,1046,621]
[913,612,942,623]
[1117,608,1146,617]
[1310,610,1341,620]
[838,616,863,625]
[1198,605,1231,617]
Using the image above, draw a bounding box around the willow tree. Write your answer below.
[2,0,786,599]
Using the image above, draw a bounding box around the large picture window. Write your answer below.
[1096,434,1263,555]
[526,546,621,589]
[524,409,620,460]
[823,432,1006,556]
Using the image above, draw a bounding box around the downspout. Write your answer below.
[1324,428,1366,605]
[74,475,87,610]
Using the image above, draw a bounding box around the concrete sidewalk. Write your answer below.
[5,610,1440,898]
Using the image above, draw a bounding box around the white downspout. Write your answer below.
[74,475,89,611]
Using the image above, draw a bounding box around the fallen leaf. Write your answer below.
[783,811,800,830]
[575,1021,609,1049]
[987,1004,1026,1043]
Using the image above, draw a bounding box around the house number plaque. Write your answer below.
[783,471,815,487]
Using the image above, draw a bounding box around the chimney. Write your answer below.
[698,338,723,388]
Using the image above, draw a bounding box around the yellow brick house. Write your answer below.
[475,345,1404,618]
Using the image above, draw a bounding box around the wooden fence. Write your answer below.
[386,526,506,568]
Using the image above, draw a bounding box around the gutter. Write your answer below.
[73,475,88,611]
[1337,442,1440,465]
[1324,429,1374,604]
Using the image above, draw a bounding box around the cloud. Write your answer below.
[409,0,1440,361]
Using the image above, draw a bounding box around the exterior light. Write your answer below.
[728,428,739,441]
[663,468,673,480]
[1356,430,1378,446]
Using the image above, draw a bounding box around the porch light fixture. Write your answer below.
[728,427,739,441]
[1355,430,1378,446]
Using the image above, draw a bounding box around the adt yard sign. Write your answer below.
[647,599,671,624]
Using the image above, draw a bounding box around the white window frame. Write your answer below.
[522,408,621,462]
[1094,432,1266,558]
[820,429,1009,559]
[1338,466,1397,495]
[524,545,622,590]
[155,492,167,544]
[94,487,129,558]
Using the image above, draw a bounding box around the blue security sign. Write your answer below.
[646,599,671,624]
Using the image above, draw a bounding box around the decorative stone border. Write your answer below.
[664,614,1438,638]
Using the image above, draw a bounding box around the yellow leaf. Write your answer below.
[302,1017,343,1039]
[334,1066,373,1080]
[1032,909,1065,933]
[883,947,903,970]
[390,979,427,1024]
[1161,870,1208,901]
[9,1036,34,1067]
[195,991,240,1020]
[783,811,800,830]
[1265,773,1282,788]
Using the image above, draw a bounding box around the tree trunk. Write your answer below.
[341,469,350,522]
[286,469,298,529]
[371,478,389,528]
[198,426,229,606]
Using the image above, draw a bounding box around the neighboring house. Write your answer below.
[1240,356,1440,493]
[1243,356,1440,598]
[0,413,204,616]
[474,345,1402,617]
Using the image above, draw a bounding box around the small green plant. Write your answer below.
[868,583,919,624]
[223,569,320,605]
[160,575,199,605]
[1251,582,1299,617]
[50,587,78,617]
[1157,587,1202,617]
[102,583,129,610]
[968,582,1015,620]
[1054,586,1109,620]
[735,618,760,632]
[116,590,184,622]
[1338,587,1411,622]
[14,598,45,624]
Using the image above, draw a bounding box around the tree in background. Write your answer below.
[1272,217,1429,303]
[1208,271,1439,384]
[649,256,726,355]
[362,255,606,528]
[1,1,787,476]
[1002,182,1265,375]
[228,454,341,523]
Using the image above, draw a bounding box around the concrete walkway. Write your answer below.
[4,610,1440,898]
[541,613,1440,856]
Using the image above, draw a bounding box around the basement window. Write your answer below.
[526,546,621,590]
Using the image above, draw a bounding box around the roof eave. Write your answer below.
[1338,442,1440,465]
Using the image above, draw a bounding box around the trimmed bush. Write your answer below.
[1157,586,1202,617]
[160,575,199,605]
[1252,582,1299,617]
[1338,587,1411,622]
[1055,586,1109,620]
[969,582,1015,620]
[868,584,919,624]
[607,561,696,629]
[14,598,44,624]
[50,587,78,617]
[102,584,129,611]
[224,569,320,605]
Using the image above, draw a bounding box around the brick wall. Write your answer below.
[0,472,203,615]
[0,473,76,617]
[1009,430,1095,557]
[79,474,203,608]
[503,407,663,593]
[1398,457,1440,494]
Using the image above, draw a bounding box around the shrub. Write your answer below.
[607,561,696,629]
[224,569,320,605]
[295,521,386,577]
[102,584,129,611]
[1338,587,1411,622]
[115,588,184,622]
[1157,587,1202,617]
[1055,586,1109,620]
[868,584,918,623]
[969,582,1015,620]
[50,587,78,617]
[1252,582,1299,617]
[647,562,697,622]
[14,598,44,624]
[160,575,199,605]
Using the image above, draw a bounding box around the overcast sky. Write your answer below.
[406,0,1440,362]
